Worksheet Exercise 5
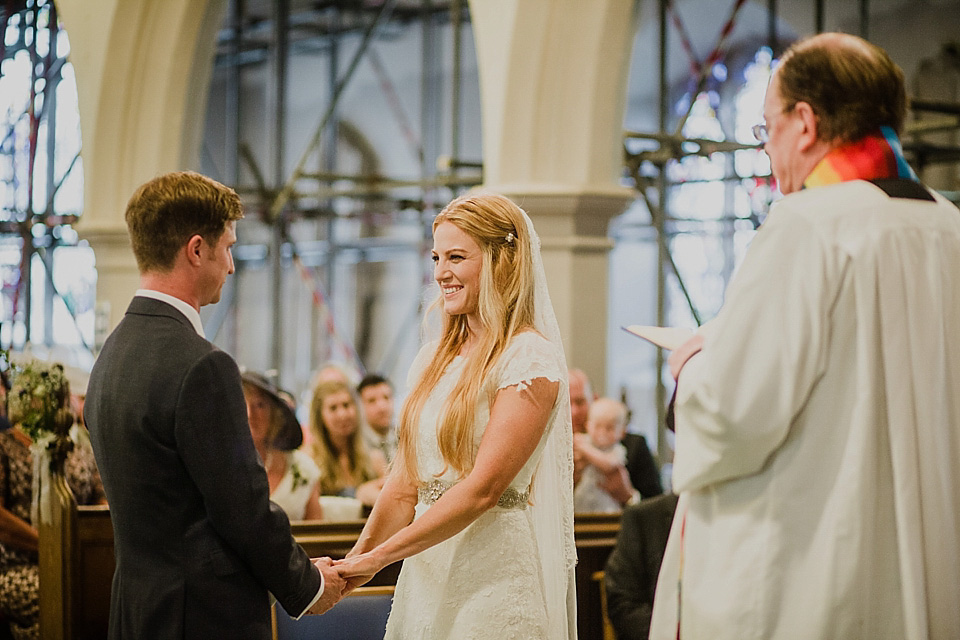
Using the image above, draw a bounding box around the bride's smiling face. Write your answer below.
[433,222,483,324]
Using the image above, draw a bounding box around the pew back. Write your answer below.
[63,508,619,639]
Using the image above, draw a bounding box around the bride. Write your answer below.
[334,193,576,639]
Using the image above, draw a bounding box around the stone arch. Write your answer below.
[57,0,227,329]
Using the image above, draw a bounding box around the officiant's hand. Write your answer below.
[308,556,346,615]
[669,333,703,380]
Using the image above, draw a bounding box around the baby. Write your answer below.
[573,397,630,513]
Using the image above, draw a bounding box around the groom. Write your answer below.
[85,171,344,639]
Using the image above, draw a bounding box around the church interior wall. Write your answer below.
[4,0,960,469]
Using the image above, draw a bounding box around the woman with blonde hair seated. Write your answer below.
[335,193,575,639]
[308,380,385,508]
[241,370,323,521]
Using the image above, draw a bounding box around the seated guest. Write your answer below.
[308,380,384,507]
[568,368,594,487]
[311,361,355,388]
[357,373,397,464]
[568,368,593,435]
[570,369,663,500]
[574,397,633,513]
[302,362,356,449]
[622,430,664,500]
[1,361,105,640]
[241,370,323,521]
[604,492,680,640]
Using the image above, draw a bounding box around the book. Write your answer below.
[622,325,694,351]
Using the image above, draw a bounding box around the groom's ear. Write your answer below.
[183,234,205,268]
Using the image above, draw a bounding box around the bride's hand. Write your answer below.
[334,552,382,595]
[334,551,383,580]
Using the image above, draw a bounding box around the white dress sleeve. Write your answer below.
[495,332,565,392]
[407,340,438,388]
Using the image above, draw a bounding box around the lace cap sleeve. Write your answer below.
[496,332,564,392]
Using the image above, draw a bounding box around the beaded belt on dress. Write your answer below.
[417,479,529,510]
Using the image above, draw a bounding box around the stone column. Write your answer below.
[469,0,638,391]
[57,0,227,332]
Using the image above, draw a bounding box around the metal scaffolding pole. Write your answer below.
[633,0,761,465]
[270,0,290,376]
[210,1,482,386]
[655,0,669,464]
[768,0,778,54]
[225,0,245,357]
[421,0,441,199]
[0,1,89,354]
[42,7,59,347]
[450,0,463,172]
[860,0,870,40]
[227,0,244,188]
[267,0,399,222]
[321,5,341,369]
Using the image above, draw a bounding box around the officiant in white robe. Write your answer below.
[651,34,960,640]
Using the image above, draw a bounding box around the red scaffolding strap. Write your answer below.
[668,0,749,88]
[292,251,366,377]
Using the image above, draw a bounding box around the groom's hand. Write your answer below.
[308,557,346,615]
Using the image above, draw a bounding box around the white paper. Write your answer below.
[622,325,694,351]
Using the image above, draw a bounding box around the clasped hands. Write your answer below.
[306,551,383,615]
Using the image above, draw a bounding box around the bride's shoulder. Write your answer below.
[407,339,440,385]
[506,329,551,352]
[416,338,441,357]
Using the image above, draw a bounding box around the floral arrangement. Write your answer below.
[6,356,74,442]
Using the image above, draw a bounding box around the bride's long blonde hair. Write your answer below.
[394,193,536,486]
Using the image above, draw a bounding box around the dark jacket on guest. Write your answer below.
[604,493,679,640]
[622,432,664,499]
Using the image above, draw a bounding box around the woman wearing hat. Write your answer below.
[241,371,324,521]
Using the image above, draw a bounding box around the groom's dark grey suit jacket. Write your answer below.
[85,296,320,639]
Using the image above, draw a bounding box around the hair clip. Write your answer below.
[505,232,515,244]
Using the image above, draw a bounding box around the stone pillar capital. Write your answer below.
[58,0,226,333]
[493,186,635,242]
[469,0,638,395]
[490,186,634,392]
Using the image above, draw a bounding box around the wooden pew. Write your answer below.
[292,513,623,638]
[74,505,113,640]
[574,512,623,639]
[46,508,621,639]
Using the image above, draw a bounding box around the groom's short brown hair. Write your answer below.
[125,171,244,273]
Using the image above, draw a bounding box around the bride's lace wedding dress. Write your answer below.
[383,332,565,640]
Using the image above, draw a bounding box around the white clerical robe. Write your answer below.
[650,181,960,640]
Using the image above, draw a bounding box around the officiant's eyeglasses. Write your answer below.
[752,104,797,145]
[751,123,769,144]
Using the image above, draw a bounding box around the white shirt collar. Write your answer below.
[135,289,205,337]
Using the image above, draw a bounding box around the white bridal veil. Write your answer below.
[518,206,578,640]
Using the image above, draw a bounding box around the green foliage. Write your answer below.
[7,357,73,442]
[290,459,309,492]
